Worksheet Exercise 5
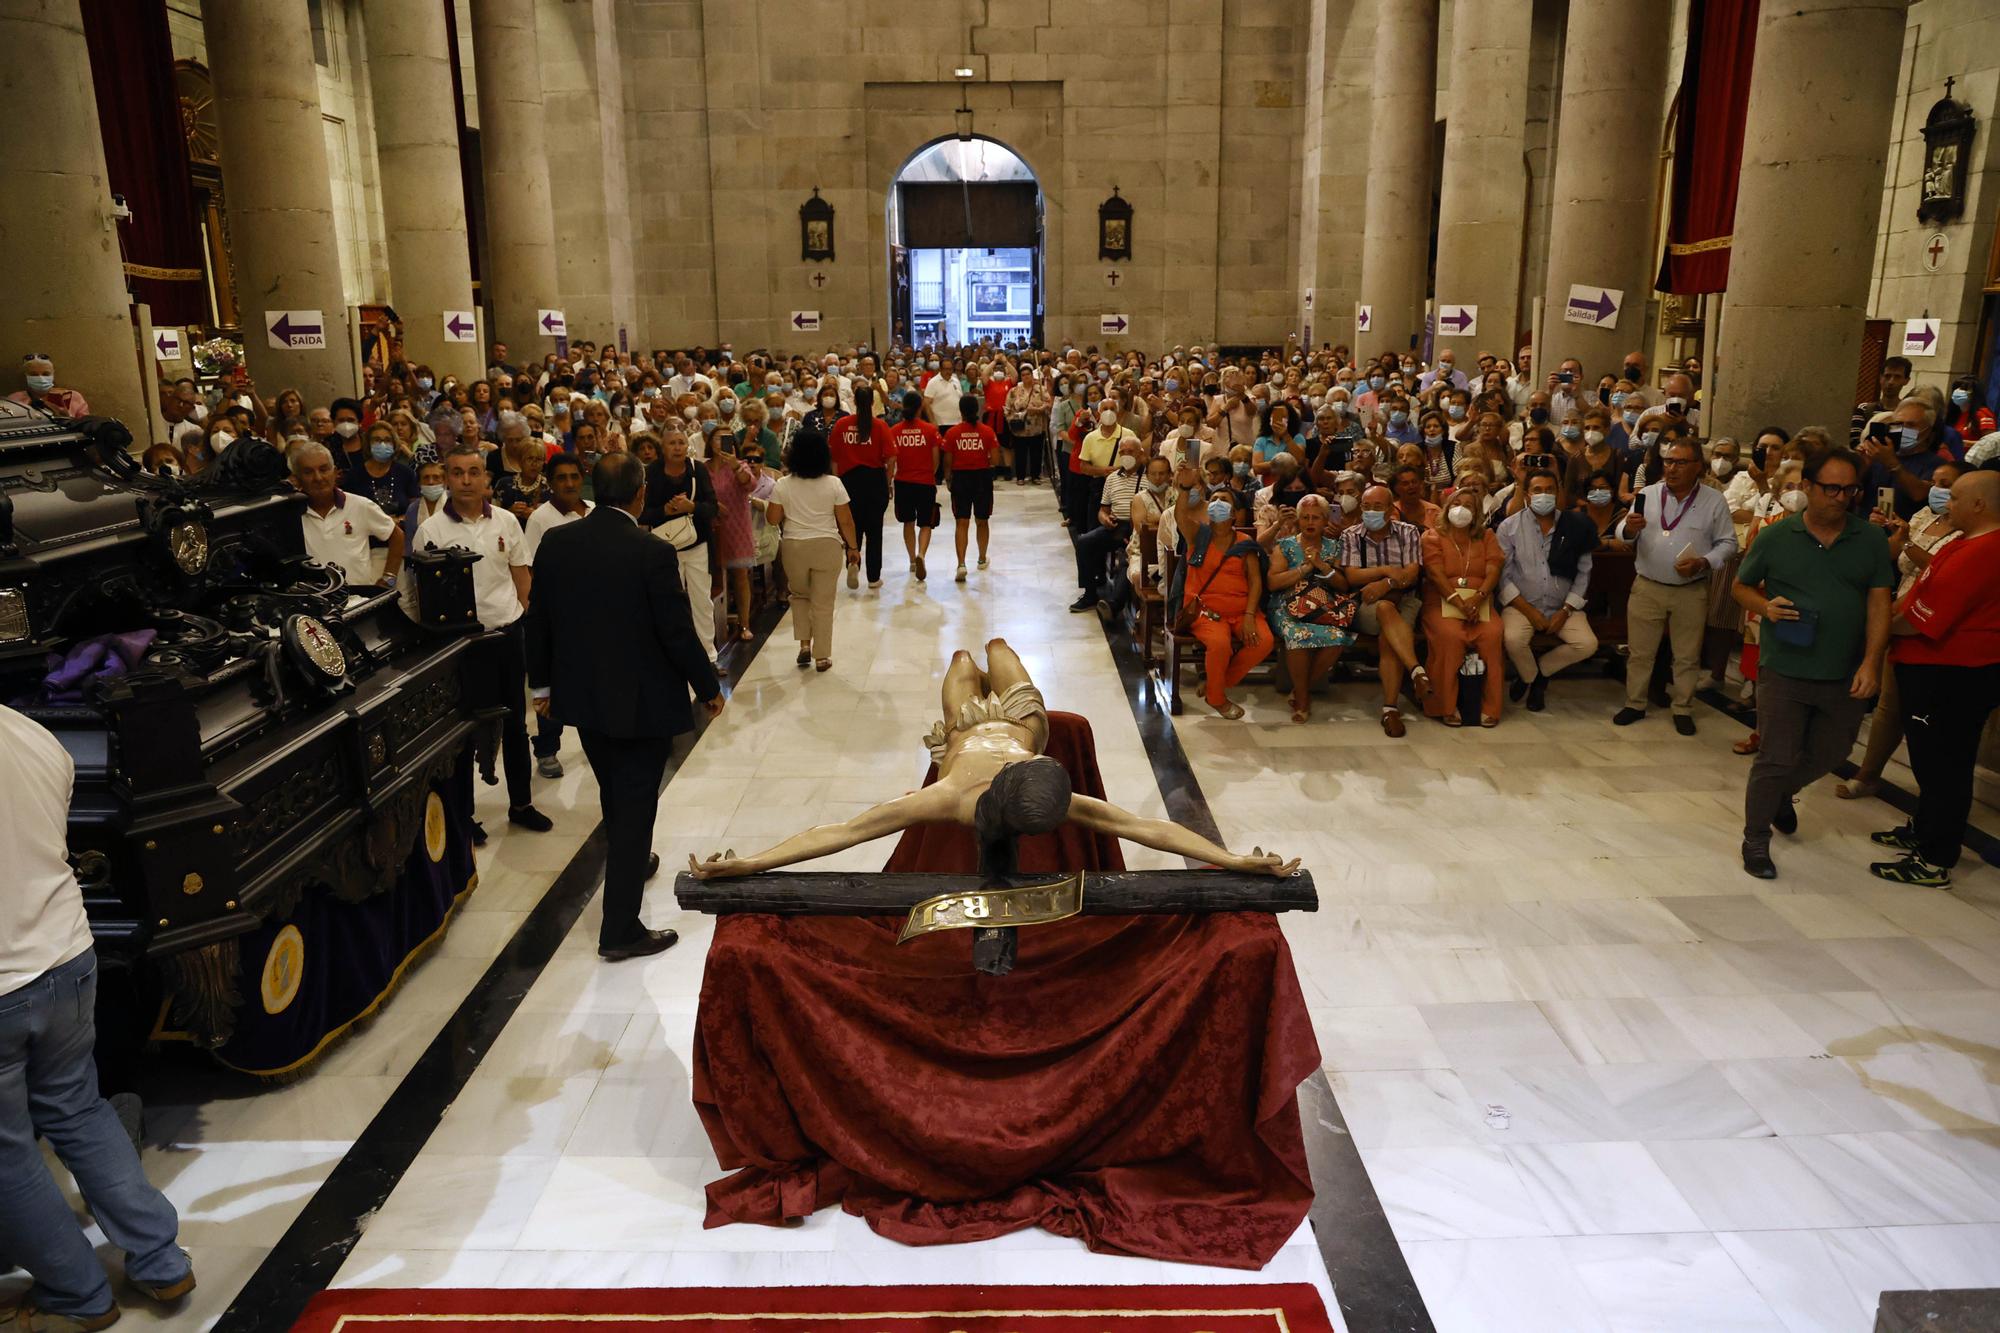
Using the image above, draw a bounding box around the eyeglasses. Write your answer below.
[1812,481,1864,498]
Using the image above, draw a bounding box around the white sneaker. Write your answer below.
[955,564,967,582]
[868,579,882,589]
[978,556,989,569]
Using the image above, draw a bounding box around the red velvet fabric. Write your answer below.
[1656,0,1761,294]
[692,713,1321,1269]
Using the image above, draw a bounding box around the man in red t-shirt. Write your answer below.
[945,390,1000,580]
[889,391,943,582]
[830,384,895,588]
[1872,469,2000,888]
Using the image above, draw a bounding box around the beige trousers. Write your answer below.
[1624,576,1709,714]
[781,537,844,659]
[1502,606,1600,680]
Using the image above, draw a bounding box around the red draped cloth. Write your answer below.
[692,713,1320,1269]
[1656,0,1761,294]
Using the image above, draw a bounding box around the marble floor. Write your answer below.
[28,483,2000,1333]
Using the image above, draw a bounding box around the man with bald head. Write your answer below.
[1340,484,1429,736]
[1872,468,2000,888]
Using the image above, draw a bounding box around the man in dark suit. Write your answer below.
[525,453,724,960]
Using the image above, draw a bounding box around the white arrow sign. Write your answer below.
[442,310,477,343]
[265,309,326,350]
[790,310,821,332]
[537,308,567,337]
[1436,304,1478,337]
[1902,318,1941,357]
[1355,304,1372,334]
[152,328,183,361]
[1562,285,1623,329]
[1100,313,1130,336]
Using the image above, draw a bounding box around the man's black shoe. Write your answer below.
[1673,715,1696,737]
[647,852,662,880]
[508,804,554,832]
[1773,800,1797,836]
[598,928,677,961]
[1527,676,1549,713]
[1741,843,1777,879]
[470,819,488,846]
[1510,675,1533,704]
[1069,593,1099,613]
[1612,707,1646,726]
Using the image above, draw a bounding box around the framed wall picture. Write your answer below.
[1919,79,1975,227]
[800,188,835,262]
[1098,187,1132,262]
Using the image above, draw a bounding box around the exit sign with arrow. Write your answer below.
[1562,285,1622,329]
[1436,304,1477,337]
[1901,318,1940,357]
[538,308,567,337]
[442,310,476,343]
[265,310,326,351]
[791,310,821,332]
[153,328,183,361]
[1100,313,1130,336]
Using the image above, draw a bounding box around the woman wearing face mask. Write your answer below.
[1420,469,1506,727]
[641,431,725,675]
[1252,401,1305,474]
[1576,467,1631,552]
[354,422,419,516]
[1827,457,1966,798]
[1264,493,1357,723]
[1005,364,1051,487]
[403,459,448,546]
[1169,464,1271,720]
[1946,375,1996,439]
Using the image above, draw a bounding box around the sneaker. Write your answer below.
[1674,714,1697,736]
[1069,593,1099,613]
[955,564,967,582]
[867,579,882,589]
[535,754,564,779]
[131,1250,196,1304]
[978,556,989,569]
[1772,799,1796,836]
[1741,842,1777,880]
[846,563,859,589]
[1869,854,1951,888]
[1612,707,1647,726]
[507,805,553,833]
[1870,825,1917,851]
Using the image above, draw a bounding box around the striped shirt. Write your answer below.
[1339,519,1425,570]
[1098,466,1140,518]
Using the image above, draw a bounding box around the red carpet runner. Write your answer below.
[291,1283,1339,1333]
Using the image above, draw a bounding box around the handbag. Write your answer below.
[655,514,699,550]
[1284,580,1358,629]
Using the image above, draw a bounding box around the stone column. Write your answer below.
[1711,0,1908,441]
[1430,0,1532,365]
[0,0,147,429]
[1298,0,1375,355]
[361,0,480,383]
[1356,0,1437,357]
[1539,0,1672,378]
[202,0,352,406]
[470,0,562,355]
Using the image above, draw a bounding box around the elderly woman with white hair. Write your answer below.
[1263,492,1358,723]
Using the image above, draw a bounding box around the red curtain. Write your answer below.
[1656,0,1761,294]
[80,0,207,326]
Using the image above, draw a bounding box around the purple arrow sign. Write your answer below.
[1439,306,1474,333]
[447,313,474,337]
[794,312,812,329]
[1907,323,1936,351]
[1567,289,1616,321]
[1103,315,1128,332]
[540,311,562,332]
[269,312,322,344]
[155,332,173,355]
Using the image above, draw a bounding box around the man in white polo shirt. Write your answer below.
[522,453,591,779]
[294,443,404,591]
[413,443,550,833]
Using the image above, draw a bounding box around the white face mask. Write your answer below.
[1447,504,1474,529]
[1337,493,1359,514]
[1778,489,1808,513]
[333,420,359,439]
[1100,412,1119,429]
[210,430,234,449]
[1118,453,1139,472]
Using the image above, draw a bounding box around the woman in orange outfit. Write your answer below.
[1421,468,1506,727]
[1171,464,1271,719]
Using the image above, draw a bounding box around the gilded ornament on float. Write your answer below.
[897,873,1086,943]
[260,925,304,1016]
[168,520,209,574]
[424,791,447,864]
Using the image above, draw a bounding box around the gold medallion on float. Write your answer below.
[424,791,447,863]
[260,925,305,1015]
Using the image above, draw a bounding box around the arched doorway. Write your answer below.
[887,136,1042,348]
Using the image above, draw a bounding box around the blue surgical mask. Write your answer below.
[1423,430,1444,445]
[1951,389,1970,408]
[369,441,395,462]
[701,419,720,435]
[1528,492,1558,517]
[1586,487,1613,506]
[1233,461,1251,476]
[1623,409,1641,426]
[1206,498,1234,524]
[1928,485,1952,514]
[1610,391,1627,408]
[1639,431,1660,451]
[1896,425,1922,453]
[1369,376,1386,391]
[1390,410,1409,426]
[421,483,446,503]
[1165,378,1180,392]
[1361,509,1388,532]
[1447,405,1466,420]
[25,373,54,394]
[1560,424,1581,441]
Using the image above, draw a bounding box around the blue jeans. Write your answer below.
[0,949,185,1316]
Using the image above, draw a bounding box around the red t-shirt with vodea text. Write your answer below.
[829,413,893,475]
[891,419,942,485]
[946,422,997,472]
[1893,528,2000,668]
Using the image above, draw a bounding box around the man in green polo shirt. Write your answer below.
[1732,445,1894,878]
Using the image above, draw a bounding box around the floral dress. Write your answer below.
[1268,534,1356,649]
[708,458,756,568]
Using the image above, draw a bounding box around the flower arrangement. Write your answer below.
[192,337,244,377]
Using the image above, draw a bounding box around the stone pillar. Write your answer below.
[1430,0,1532,365]
[361,0,480,383]
[1711,0,1908,441]
[1298,0,1375,355]
[470,0,562,355]
[1539,0,1672,378]
[202,0,352,406]
[0,0,147,430]
[1356,0,1438,357]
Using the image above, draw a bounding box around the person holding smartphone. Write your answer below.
[1730,445,1894,880]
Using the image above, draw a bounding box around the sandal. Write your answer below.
[1290,701,1311,724]
[815,659,833,673]
[1835,775,1880,800]
[1480,715,1499,729]
[1442,714,1463,728]
[1212,700,1245,720]
[1410,668,1433,703]
[1732,732,1761,756]
[736,626,755,643]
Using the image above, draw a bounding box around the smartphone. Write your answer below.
[1866,421,1892,443]
[1633,492,1647,518]
[1521,453,1553,470]
[1557,372,1574,386]
[1876,486,1896,515]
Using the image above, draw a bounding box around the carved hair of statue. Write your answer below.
[974,755,1074,843]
